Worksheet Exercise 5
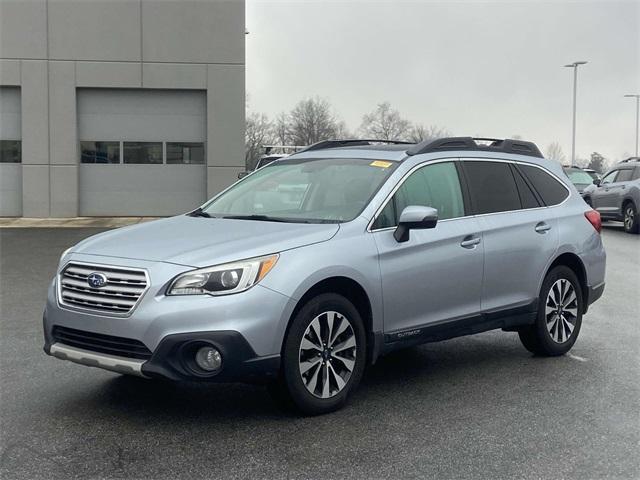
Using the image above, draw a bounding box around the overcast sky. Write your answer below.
[246,0,639,162]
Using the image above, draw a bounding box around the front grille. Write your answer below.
[58,262,149,315]
[52,326,152,360]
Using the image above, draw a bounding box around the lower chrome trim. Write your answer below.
[49,343,148,378]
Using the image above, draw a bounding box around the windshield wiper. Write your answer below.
[187,207,213,218]
[222,214,310,223]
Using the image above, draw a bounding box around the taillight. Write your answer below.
[584,210,602,233]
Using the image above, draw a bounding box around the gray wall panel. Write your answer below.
[20,61,49,165]
[49,62,77,165]
[0,87,21,138]
[22,164,49,217]
[76,62,142,88]
[50,165,78,216]
[207,64,244,167]
[0,0,47,59]
[79,165,206,216]
[0,59,21,86]
[142,0,244,64]
[0,164,22,216]
[142,63,207,89]
[77,89,206,142]
[48,0,141,61]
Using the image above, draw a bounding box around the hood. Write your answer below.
[72,215,340,267]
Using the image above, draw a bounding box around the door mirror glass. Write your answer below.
[394,205,438,242]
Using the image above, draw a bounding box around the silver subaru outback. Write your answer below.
[44,137,606,414]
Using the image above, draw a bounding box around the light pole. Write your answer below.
[564,61,588,164]
[624,94,640,157]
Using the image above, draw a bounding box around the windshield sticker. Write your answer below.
[370,160,393,168]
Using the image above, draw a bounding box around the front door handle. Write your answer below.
[535,222,551,234]
[460,235,481,248]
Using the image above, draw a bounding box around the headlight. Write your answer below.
[167,254,279,296]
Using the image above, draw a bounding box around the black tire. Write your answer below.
[518,266,583,356]
[272,293,367,415]
[623,201,639,234]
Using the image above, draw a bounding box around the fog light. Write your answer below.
[195,346,222,372]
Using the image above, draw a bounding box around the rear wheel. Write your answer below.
[518,266,583,356]
[623,202,639,234]
[272,293,366,415]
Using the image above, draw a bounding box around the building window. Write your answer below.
[166,142,205,164]
[123,142,163,164]
[0,140,21,163]
[80,141,120,164]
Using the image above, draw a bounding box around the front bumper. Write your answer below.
[44,254,294,382]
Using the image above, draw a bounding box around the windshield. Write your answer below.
[565,168,594,185]
[203,157,398,223]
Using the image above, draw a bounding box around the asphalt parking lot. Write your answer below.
[0,224,638,480]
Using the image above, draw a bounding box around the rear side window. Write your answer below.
[519,164,569,206]
[616,169,634,182]
[462,161,522,214]
[634,167,640,180]
[511,165,541,209]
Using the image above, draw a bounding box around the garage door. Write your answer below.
[77,89,207,216]
[0,87,22,217]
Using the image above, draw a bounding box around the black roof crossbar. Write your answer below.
[296,139,414,153]
[406,137,544,158]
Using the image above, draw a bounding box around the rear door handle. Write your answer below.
[535,222,551,234]
[460,235,481,248]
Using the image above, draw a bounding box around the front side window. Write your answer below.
[0,140,21,163]
[123,142,162,164]
[372,162,465,229]
[203,158,398,223]
[601,170,618,184]
[633,167,640,180]
[463,161,521,214]
[80,141,119,164]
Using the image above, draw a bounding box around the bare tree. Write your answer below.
[408,124,450,143]
[273,112,290,146]
[359,102,412,141]
[245,112,274,170]
[287,97,340,145]
[545,142,566,164]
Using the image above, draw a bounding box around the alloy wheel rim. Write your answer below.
[625,207,634,230]
[298,311,357,399]
[545,279,578,344]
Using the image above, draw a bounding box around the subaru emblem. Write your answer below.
[87,272,108,289]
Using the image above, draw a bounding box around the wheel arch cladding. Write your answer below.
[283,276,374,362]
[547,253,588,312]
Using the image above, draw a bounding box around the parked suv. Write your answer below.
[563,165,596,196]
[44,137,606,414]
[583,157,640,233]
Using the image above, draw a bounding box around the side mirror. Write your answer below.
[237,171,249,179]
[593,178,601,186]
[394,206,438,243]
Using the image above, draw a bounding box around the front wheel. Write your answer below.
[273,293,366,415]
[518,266,583,356]
[623,202,639,234]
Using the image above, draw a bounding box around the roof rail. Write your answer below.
[620,157,639,163]
[406,137,544,158]
[296,139,413,154]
